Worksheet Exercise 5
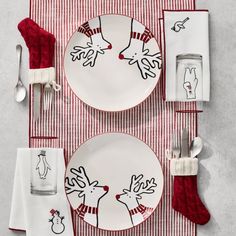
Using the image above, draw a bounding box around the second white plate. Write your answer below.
[65,133,163,231]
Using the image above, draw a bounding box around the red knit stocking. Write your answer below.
[169,156,210,225]
[39,29,55,68]
[172,175,210,225]
[18,18,55,69]
[18,18,41,69]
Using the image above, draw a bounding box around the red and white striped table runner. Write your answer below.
[29,0,197,235]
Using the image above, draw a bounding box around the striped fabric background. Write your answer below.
[29,0,197,235]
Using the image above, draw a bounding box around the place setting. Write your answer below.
[9,1,211,236]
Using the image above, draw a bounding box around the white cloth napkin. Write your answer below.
[9,148,74,236]
[163,10,210,101]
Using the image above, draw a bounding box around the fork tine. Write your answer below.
[44,89,49,111]
[43,84,53,111]
[175,132,178,148]
[43,91,46,111]
[172,132,175,148]
[176,131,179,148]
[46,92,49,110]
[173,133,176,148]
[46,91,49,110]
[49,90,53,109]
[174,132,177,148]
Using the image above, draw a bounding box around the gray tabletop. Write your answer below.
[0,0,235,235]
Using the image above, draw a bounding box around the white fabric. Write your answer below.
[9,148,74,236]
[163,11,210,101]
[170,157,198,176]
[28,67,61,91]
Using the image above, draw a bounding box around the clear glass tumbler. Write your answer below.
[176,54,203,101]
[30,149,57,195]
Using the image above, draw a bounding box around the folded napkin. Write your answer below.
[163,10,210,101]
[9,148,74,236]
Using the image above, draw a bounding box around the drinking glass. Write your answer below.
[30,149,57,195]
[176,54,203,101]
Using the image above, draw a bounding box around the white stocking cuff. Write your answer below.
[170,157,198,176]
[28,67,61,91]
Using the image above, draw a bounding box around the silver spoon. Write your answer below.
[15,44,27,102]
[190,137,203,158]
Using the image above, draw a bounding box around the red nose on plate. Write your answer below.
[119,54,124,60]
[108,44,112,49]
[103,185,109,192]
[115,194,120,200]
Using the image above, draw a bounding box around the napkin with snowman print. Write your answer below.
[163,10,210,101]
[9,148,74,236]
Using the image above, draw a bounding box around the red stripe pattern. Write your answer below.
[76,204,98,220]
[131,28,154,43]
[78,21,102,37]
[29,0,197,235]
[129,204,153,220]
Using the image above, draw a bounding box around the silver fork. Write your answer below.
[172,131,180,159]
[43,83,53,111]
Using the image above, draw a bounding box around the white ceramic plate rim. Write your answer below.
[65,132,164,231]
[63,14,162,112]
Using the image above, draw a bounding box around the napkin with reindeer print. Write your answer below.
[9,148,74,236]
[163,10,210,101]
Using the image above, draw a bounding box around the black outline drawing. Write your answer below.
[70,16,112,67]
[36,150,51,179]
[171,17,190,32]
[49,209,65,234]
[183,67,198,99]
[116,174,157,226]
[119,18,161,80]
[65,166,109,227]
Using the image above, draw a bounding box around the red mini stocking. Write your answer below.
[17,18,60,92]
[18,18,41,69]
[170,157,210,225]
[18,18,55,69]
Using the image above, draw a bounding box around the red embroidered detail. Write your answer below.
[85,28,101,37]
[77,21,102,37]
[77,27,87,34]
[129,204,146,215]
[130,28,154,43]
[76,204,98,219]
[129,204,153,220]
[50,209,56,215]
[82,22,90,30]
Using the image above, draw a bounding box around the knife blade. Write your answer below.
[181,128,189,157]
[33,84,41,121]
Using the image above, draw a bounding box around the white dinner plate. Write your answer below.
[65,133,163,231]
[64,14,162,111]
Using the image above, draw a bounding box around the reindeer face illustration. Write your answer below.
[78,180,109,199]
[118,18,161,79]
[65,166,109,227]
[65,167,109,201]
[91,34,112,51]
[116,189,141,208]
[70,16,112,67]
[116,174,157,226]
[119,40,144,63]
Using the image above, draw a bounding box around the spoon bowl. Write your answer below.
[190,137,203,158]
[15,83,27,102]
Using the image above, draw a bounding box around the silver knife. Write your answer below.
[33,84,41,121]
[181,128,189,157]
